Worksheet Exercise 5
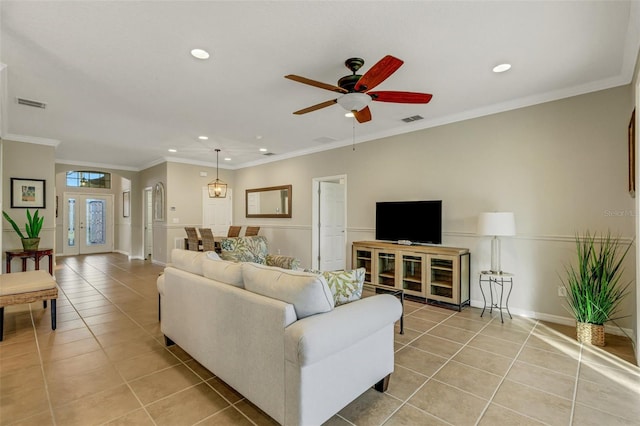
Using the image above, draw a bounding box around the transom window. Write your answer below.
[66,171,111,189]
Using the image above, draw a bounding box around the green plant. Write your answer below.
[562,231,632,325]
[2,209,44,239]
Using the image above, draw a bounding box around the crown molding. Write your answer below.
[2,133,60,147]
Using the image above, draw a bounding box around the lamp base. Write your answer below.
[490,236,501,274]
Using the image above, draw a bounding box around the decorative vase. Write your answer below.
[576,322,605,346]
[21,237,40,251]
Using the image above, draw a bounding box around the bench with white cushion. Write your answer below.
[0,270,58,341]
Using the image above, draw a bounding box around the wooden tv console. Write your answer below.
[352,241,470,310]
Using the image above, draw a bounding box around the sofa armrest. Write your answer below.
[266,254,301,270]
[284,294,401,367]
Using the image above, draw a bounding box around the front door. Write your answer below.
[63,193,114,255]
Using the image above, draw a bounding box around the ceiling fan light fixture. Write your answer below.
[337,93,371,112]
[208,149,227,198]
[345,112,354,118]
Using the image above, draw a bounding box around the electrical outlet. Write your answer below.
[558,286,567,297]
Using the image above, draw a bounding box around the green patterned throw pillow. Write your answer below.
[305,268,365,306]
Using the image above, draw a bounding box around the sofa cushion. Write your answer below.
[202,257,244,288]
[170,249,205,276]
[220,236,268,264]
[242,263,334,319]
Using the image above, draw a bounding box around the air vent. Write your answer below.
[263,152,276,156]
[401,115,423,123]
[16,97,46,109]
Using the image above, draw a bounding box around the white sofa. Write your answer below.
[158,249,402,426]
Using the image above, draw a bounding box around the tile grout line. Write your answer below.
[28,303,58,426]
[473,319,539,426]
[61,257,256,426]
[54,262,161,426]
[568,343,583,426]
[381,312,499,426]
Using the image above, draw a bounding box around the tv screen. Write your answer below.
[375,200,442,244]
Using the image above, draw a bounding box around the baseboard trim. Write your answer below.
[469,299,635,342]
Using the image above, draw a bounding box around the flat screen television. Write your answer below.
[375,200,442,245]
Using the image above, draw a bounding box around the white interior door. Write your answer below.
[202,188,232,236]
[63,193,114,255]
[319,180,346,271]
[144,188,153,260]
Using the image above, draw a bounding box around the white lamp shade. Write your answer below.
[336,93,371,112]
[477,212,515,236]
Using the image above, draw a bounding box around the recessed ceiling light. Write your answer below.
[191,49,210,60]
[492,63,511,73]
[168,148,177,153]
[259,148,268,152]
[198,136,208,140]
[345,112,354,118]
[224,157,231,161]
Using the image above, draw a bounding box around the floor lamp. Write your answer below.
[477,212,516,274]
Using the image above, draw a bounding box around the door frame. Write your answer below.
[143,187,153,260]
[311,175,347,270]
[62,192,114,255]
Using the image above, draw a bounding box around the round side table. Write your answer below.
[479,271,513,323]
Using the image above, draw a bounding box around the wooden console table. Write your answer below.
[5,249,54,275]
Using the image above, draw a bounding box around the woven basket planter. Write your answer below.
[576,322,605,346]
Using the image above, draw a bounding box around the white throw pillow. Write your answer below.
[202,257,243,287]
[242,263,334,319]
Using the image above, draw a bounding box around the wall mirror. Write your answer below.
[246,185,292,218]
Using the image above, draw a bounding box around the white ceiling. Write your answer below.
[1,1,639,171]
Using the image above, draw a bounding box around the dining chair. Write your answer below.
[245,226,260,236]
[199,228,217,252]
[184,227,200,251]
[227,226,242,237]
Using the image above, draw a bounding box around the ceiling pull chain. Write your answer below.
[352,114,356,151]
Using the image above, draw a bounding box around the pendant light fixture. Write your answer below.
[208,149,227,198]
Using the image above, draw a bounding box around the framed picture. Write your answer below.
[10,178,46,208]
[123,191,131,217]
[629,108,636,198]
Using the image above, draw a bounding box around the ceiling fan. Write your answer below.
[285,55,432,123]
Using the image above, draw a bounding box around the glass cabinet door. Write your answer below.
[354,249,373,284]
[376,251,396,287]
[401,253,425,296]
[428,255,455,301]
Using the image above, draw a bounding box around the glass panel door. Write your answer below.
[63,193,113,255]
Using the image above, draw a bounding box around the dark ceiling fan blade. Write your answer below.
[353,55,404,92]
[369,91,433,104]
[354,106,372,123]
[292,99,337,115]
[285,75,347,94]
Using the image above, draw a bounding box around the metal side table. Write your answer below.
[479,271,513,323]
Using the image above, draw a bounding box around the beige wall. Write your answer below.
[139,163,167,263]
[2,139,56,272]
[233,85,636,330]
[162,161,235,264]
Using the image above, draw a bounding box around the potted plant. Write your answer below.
[2,209,44,251]
[561,231,632,346]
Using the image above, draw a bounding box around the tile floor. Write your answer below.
[1,253,639,425]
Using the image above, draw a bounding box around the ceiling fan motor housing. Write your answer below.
[338,74,363,92]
